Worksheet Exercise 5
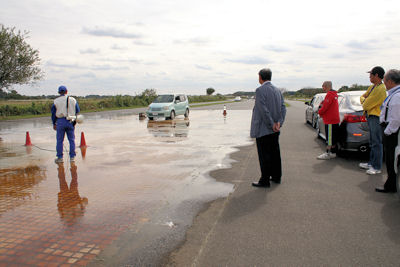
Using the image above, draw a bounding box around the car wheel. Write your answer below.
[184,108,189,118]
[168,110,175,120]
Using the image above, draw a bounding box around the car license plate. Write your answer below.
[152,112,158,115]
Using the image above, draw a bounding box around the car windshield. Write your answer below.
[153,95,174,103]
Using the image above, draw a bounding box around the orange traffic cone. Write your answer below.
[80,132,87,148]
[25,131,33,146]
[223,105,227,116]
[80,146,87,159]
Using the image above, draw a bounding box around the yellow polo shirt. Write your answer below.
[360,83,387,117]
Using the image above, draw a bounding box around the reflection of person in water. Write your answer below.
[57,163,88,225]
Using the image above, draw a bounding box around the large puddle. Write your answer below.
[0,110,253,265]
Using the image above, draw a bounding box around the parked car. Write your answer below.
[395,132,400,196]
[146,94,189,120]
[305,93,326,128]
[317,90,370,153]
[234,96,242,101]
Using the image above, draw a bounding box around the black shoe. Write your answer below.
[375,187,396,193]
[252,181,270,188]
[270,178,281,184]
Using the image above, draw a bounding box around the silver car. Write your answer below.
[317,90,370,153]
[305,93,326,128]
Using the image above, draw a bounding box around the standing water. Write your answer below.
[0,109,253,265]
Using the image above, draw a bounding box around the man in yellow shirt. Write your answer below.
[359,66,387,174]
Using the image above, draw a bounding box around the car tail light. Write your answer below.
[343,114,367,123]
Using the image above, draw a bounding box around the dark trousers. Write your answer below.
[383,129,398,192]
[256,132,282,183]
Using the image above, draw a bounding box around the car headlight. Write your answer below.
[163,106,169,110]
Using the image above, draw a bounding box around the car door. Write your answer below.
[176,95,185,115]
[172,95,181,115]
[316,96,326,138]
[306,97,316,123]
[312,96,323,127]
[179,95,188,114]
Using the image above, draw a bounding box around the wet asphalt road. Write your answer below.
[168,100,400,266]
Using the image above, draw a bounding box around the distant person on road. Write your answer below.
[51,85,80,163]
[250,68,286,188]
[317,81,340,160]
[359,66,387,175]
[375,69,400,193]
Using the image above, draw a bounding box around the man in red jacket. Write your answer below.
[317,81,340,159]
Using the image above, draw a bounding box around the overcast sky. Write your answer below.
[1,0,400,96]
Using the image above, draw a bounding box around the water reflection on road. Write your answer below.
[0,165,46,214]
[147,119,190,140]
[0,110,253,265]
[57,162,88,226]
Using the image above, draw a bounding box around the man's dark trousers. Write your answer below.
[382,129,398,192]
[256,132,281,183]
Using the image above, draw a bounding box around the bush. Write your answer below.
[188,94,226,103]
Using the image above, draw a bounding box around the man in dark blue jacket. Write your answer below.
[250,68,286,188]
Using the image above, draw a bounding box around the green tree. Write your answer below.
[140,88,157,98]
[140,88,157,104]
[0,24,43,91]
[338,85,349,92]
[206,87,215,95]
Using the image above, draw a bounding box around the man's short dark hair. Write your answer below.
[385,69,400,84]
[259,68,272,81]
[368,66,385,79]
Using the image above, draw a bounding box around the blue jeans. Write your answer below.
[367,115,382,170]
[56,118,76,158]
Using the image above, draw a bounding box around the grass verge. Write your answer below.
[0,105,145,121]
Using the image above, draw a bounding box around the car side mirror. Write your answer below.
[175,100,180,103]
[305,101,309,105]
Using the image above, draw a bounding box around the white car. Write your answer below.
[234,96,241,101]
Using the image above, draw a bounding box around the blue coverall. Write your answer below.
[51,102,80,159]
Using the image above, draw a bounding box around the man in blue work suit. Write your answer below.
[51,85,80,163]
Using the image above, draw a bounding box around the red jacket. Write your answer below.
[318,90,340,124]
